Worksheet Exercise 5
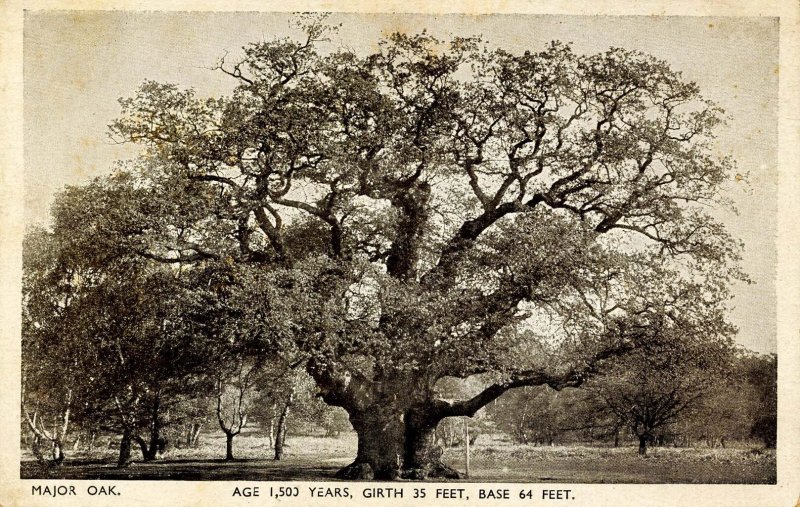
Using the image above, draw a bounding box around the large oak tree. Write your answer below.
[63,17,744,478]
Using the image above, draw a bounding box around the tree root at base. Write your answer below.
[335,460,461,481]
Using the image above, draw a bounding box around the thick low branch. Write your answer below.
[434,341,635,419]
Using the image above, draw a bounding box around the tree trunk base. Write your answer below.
[401,461,461,480]
[334,460,461,481]
[117,432,134,468]
[335,461,376,480]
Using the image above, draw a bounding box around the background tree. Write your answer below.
[676,354,760,448]
[266,368,314,461]
[177,396,215,449]
[35,180,224,467]
[743,353,777,448]
[288,374,351,437]
[78,268,215,466]
[583,330,734,455]
[214,353,261,461]
[21,226,100,466]
[487,386,577,446]
[59,16,748,479]
[316,407,353,438]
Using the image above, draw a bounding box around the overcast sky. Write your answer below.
[23,12,778,353]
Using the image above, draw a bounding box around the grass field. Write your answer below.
[21,429,776,484]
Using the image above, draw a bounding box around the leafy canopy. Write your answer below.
[60,17,743,409]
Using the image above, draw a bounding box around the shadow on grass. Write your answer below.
[21,457,343,481]
[20,443,777,484]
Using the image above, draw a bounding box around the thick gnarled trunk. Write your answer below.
[335,405,460,480]
[404,417,460,479]
[312,365,466,480]
[337,407,405,480]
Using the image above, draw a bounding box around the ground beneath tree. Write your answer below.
[21,433,775,484]
[21,457,343,481]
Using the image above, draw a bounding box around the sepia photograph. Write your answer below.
[2,3,798,505]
